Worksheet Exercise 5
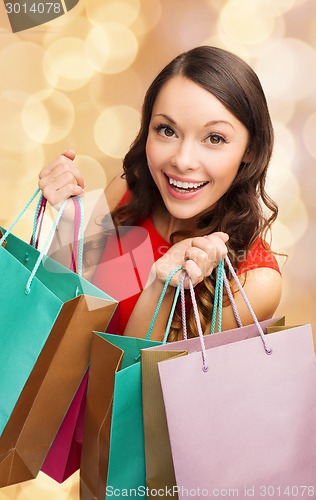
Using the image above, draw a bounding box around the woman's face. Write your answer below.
[146,75,250,223]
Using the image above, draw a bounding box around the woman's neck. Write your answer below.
[151,206,199,241]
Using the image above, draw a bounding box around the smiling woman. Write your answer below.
[38,45,282,342]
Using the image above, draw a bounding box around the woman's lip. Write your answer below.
[164,174,209,200]
[164,173,208,184]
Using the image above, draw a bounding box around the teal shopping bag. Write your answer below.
[80,333,162,500]
[80,267,182,500]
[0,190,117,486]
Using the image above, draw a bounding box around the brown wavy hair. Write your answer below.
[109,45,278,340]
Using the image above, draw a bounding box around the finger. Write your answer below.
[190,235,228,263]
[38,169,84,207]
[39,152,85,189]
[205,231,229,243]
[46,185,84,208]
[62,149,76,161]
[182,259,204,287]
[184,246,215,276]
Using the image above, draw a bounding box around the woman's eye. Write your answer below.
[207,134,225,144]
[155,125,175,137]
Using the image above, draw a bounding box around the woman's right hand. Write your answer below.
[153,232,229,289]
[38,149,85,208]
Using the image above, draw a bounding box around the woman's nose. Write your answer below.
[171,140,200,172]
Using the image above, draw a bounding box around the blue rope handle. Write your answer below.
[0,188,41,247]
[162,275,183,343]
[210,260,224,334]
[25,199,69,294]
[25,196,85,292]
[30,193,45,247]
[145,265,182,342]
[0,188,85,292]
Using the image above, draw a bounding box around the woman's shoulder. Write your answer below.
[104,174,128,211]
[237,238,281,275]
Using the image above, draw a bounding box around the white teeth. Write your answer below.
[168,177,206,189]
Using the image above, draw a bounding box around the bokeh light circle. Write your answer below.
[219,0,275,45]
[75,154,107,190]
[21,90,75,144]
[85,23,138,74]
[255,38,316,102]
[86,0,140,27]
[0,42,46,93]
[253,0,296,16]
[302,112,316,159]
[94,105,140,158]
[43,37,95,91]
[0,90,37,152]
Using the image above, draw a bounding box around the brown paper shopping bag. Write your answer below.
[0,190,117,487]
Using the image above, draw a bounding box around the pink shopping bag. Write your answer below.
[157,266,316,498]
[41,372,88,483]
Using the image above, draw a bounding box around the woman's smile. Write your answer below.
[164,173,209,198]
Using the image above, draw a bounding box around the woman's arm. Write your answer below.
[124,262,282,341]
[221,267,282,330]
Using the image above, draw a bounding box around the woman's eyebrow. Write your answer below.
[204,120,235,130]
[153,114,235,131]
[204,120,235,131]
[152,113,176,124]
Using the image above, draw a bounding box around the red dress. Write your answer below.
[92,200,280,335]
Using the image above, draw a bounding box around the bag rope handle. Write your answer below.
[0,188,41,246]
[184,256,272,372]
[181,260,227,341]
[30,194,47,248]
[30,194,84,276]
[224,256,272,355]
[180,271,209,372]
[26,196,85,293]
[0,188,85,293]
[145,265,182,342]
[210,260,224,334]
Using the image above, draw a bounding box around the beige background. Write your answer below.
[0,0,315,497]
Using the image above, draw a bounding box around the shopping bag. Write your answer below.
[157,260,316,496]
[40,371,88,483]
[141,265,281,496]
[0,189,117,487]
[80,333,162,500]
[140,265,224,498]
[80,267,182,500]
[40,197,90,483]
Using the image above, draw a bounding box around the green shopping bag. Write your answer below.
[80,267,182,500]
[0,189,117,486]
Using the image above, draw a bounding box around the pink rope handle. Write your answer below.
[181,265,242,340]
[224,256,272,355]
[223,272,243,328]
[188,276,209,372]
[180,271,208,371]
[70,197,81,273]
[180,257,272,373]
[30,196,47,248]
[180,272,188,340]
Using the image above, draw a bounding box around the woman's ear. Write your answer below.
[242,146,252,164]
